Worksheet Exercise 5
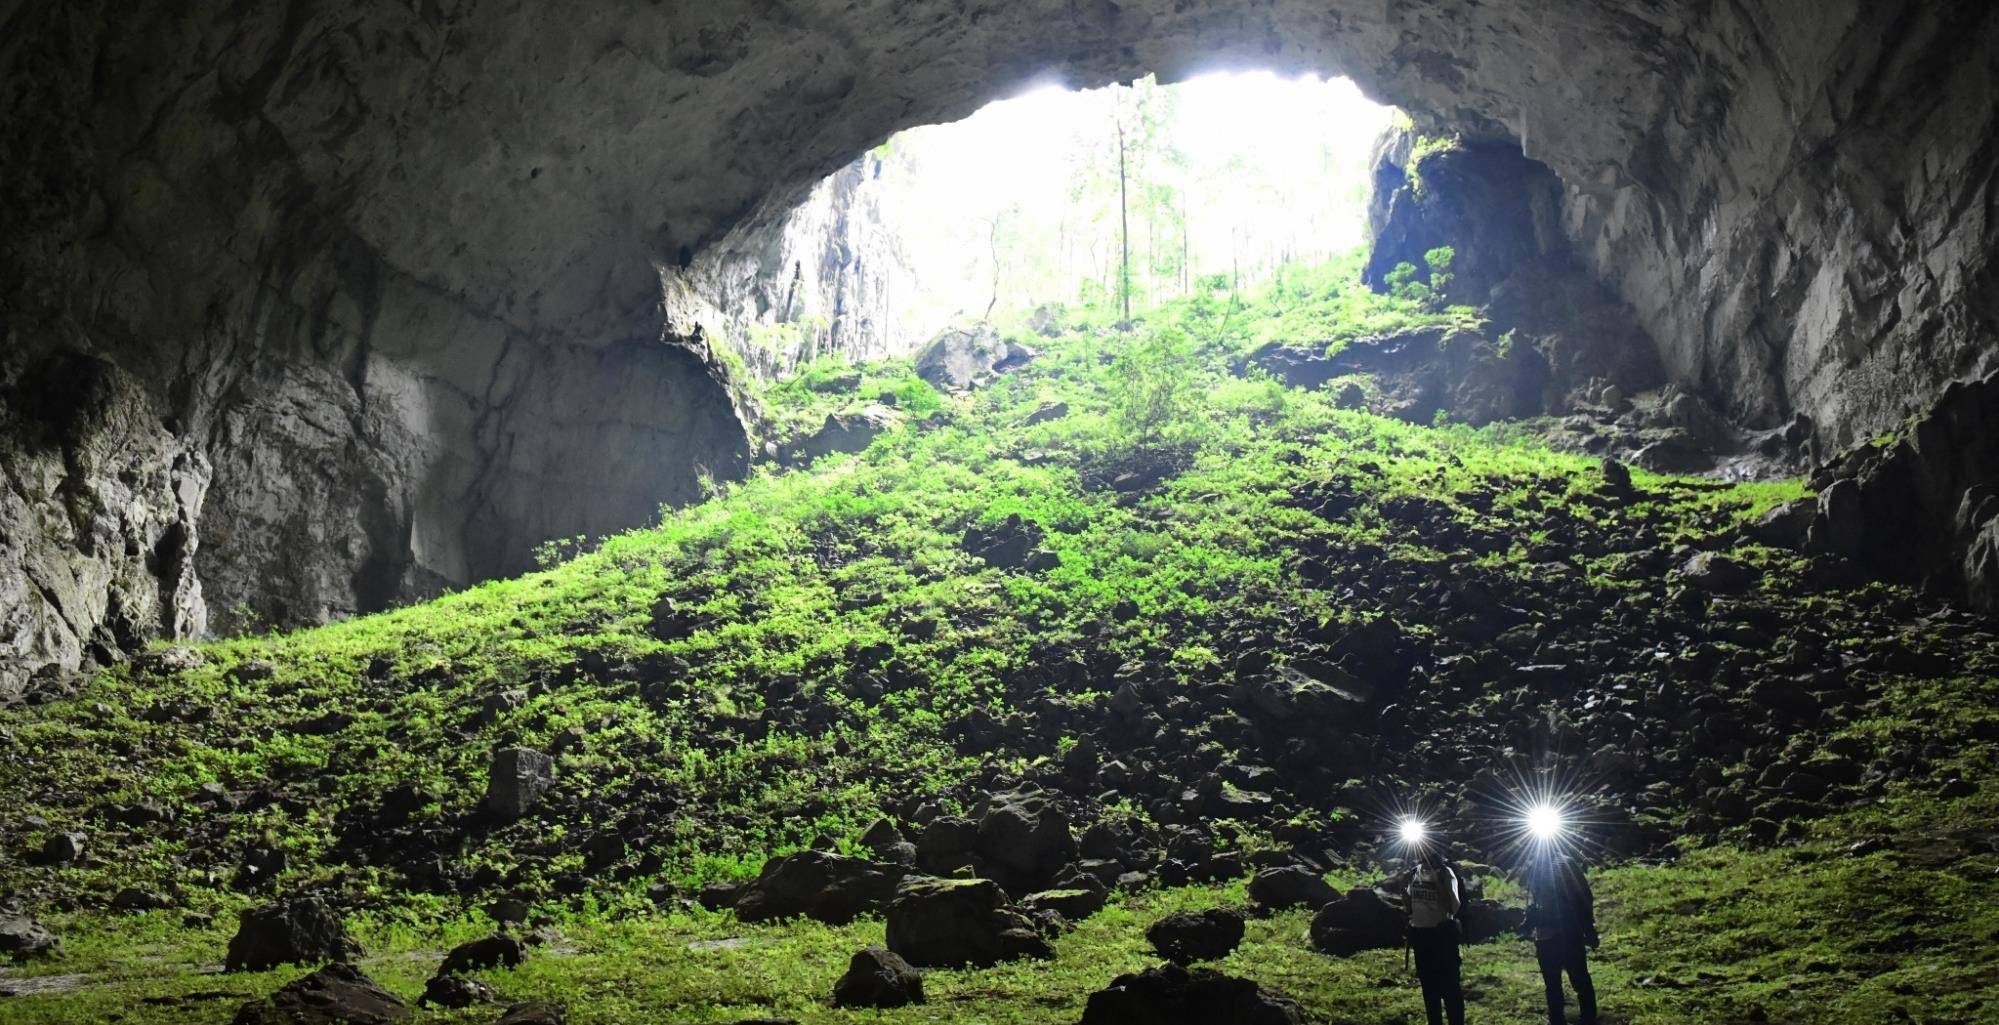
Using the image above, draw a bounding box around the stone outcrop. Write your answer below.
[4,0,1996,686]
[1808,371,1999,613]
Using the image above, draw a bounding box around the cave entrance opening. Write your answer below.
[736,70,1397,370]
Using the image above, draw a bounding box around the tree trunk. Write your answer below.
[1117,115,1131,323]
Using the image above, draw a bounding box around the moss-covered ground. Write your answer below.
[2,258,1994,1023]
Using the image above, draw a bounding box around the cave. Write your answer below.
[7,0,1995,687]
[3,2,1998,1021]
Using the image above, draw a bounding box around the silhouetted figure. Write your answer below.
[1406,847,1466,1025]
[1525,851,1598,1025]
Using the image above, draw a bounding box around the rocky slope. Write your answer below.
[4,0,1995,697]
[1,287,1995,1022]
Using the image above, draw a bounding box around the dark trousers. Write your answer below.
[1411,925,1465,1025]
[1535,935,1597,1025]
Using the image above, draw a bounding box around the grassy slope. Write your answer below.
[3,263,1995,1023]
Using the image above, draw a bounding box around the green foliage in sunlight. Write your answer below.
[15,250,1954,1025]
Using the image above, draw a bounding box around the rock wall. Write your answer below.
[675,154,919,384]
[5,0,1997,690]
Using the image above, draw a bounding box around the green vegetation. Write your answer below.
[3,255,1994,1024]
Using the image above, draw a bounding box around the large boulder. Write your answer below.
[784,405,899,464]
[1146,908,1245,963]
[1080,963,1304,1025]
[884,876,1052,968]
[1459,898,1527,943]
[226,897,358,973]
[1308,888,1406,956]
[733,850,900,925]
[485,748,555,820]
[912,326,1033,391]
[437,934,527,976]
[975,788,1075,893]
[830,946,926,1008]
[1247,866,1338,911]
[0,910,58,962]
[230,963,407,1025]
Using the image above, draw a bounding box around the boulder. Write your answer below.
[733,850,899,925]
[420,974,499,1009]
[1247,866,1337,911]
[493,1004,565,1025]
[976,789,1076,892]
[1676,552,1756,594]
[1021,887,1106,922]
[1308,888,1406,956]
[230,963,406,1025]
[438,934,527,976]
[485,748,555,820]
[41,831,86,864]
[884,876,1052,968]
[1458,898,1527,943]
[0,911,58,962]
[226,897,357,972]
[1080,963,1303,1025]
[1146,908,1245,963]
[786,405,899,464]
[830,947,926,1008]
[913,325,1033,391]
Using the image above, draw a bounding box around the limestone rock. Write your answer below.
[230,963,405,1025]
[884,876,1051,968]
[485,748,555,821]
[1246,866,1337,911]
[226,897,357,973]
[830,947,926,1009]
[1146,908,1245,963]
[1080,963,1303,1025]
[1308,888,1406,956]
[437,934,527,976]
[732,850,900,925]
[913,326,1033,391]
[0,911,58,962]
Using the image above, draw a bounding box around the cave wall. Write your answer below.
[5,0,1996,692]
[676,154,919,384]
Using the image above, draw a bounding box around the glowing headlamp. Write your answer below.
[1399,818,1428,845]
[1525,802,1565,842]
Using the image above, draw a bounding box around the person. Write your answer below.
[1524,851,1599,1025]
[1406,846,1466,1025]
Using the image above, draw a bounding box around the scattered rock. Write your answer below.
[830,946,925,1008]
[111,887,173,912]
[1024,401,1069,426]
[1677,552,1756,594]
[493,1003,564,1025]
[1080,963,1303,1025]
[1308,888,1405,956]
[225,897,357,973]
[884,876,1052,968]
[229,963,405,1025]
[0,911,58,962]
[786,405,899,464]
[420,974,499,1009]
[1246,866,1337,911]
[438,934,527,976]
[484,748,555,821]
[733,850,898,925]
[41,832,85,864]
[975,788,1076,893]
[913,325,1033,391]
[1147,908,1245,963]
[1021,888,1106,922]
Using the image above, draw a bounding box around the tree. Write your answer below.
[1116,102,1132,322]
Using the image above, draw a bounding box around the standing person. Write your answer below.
[1407,846,1466,1025]
[1525,851,1598,1025]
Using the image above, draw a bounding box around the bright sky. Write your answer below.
[835,71,1396,338]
